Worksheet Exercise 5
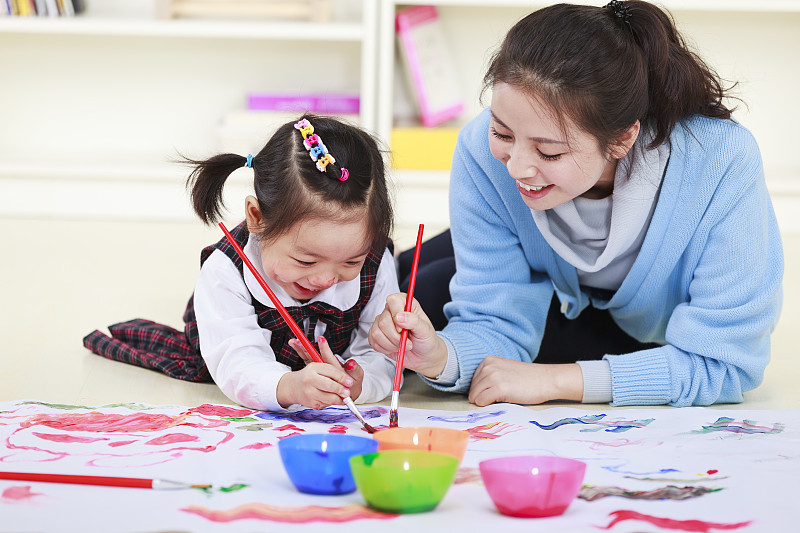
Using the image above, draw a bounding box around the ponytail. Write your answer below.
[185,153,249,225]
[623,1,736,147]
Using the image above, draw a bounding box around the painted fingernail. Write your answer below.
[317,336,327,344]
[345,359,357,371]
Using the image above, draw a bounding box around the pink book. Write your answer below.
[247,93,360,115]
[396,5,464,127]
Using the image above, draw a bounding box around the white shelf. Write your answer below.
[0,16,365,40]
[387,0,800,11]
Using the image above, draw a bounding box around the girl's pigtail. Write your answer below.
[185,153,250,224]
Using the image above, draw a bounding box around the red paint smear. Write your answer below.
[187,405,255,418]
[145,433,201,445]
[21,412,188,433]
[240,442,273,450]
[278,432,303,440]
[182,503,398,523]
[2,485,42,501]
[328,425,348,434]
[108,440,137,447]
[707,469,719,475]
[599,510,753,532]
[31,432,108,444]
[273,424,305,433]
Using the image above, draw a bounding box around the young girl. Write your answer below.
[370,1,783,407]
[85,114,398,411]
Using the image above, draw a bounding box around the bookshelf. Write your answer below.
[0,0,379,228]
[377,0,800,239]
[2,1,799,248]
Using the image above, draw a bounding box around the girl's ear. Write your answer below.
[609,120,641,160]
[244,195,263,234]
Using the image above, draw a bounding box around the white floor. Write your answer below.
[1,217,797,410]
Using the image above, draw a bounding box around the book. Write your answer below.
[391,127,460,170]
[395,5,464,128]
[247,93,360,115]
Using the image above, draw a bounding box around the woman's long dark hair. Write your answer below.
[483,1,737,151]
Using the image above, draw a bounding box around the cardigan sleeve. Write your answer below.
[420,117,557,393]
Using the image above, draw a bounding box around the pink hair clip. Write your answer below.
[339,168,349,181]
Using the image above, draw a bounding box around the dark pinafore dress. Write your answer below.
[83,221,385,382]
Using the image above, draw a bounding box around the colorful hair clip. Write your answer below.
[294,119,344,180]
[245,154,254,168]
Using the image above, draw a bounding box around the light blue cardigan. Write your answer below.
[431,108,783,406]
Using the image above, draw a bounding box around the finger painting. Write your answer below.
[1,401,797,532]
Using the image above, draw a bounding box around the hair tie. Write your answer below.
[294,118,344,179]
[245,154,254,168]
[604,0,631,25]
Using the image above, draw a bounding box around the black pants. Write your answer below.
[398,229,656,364]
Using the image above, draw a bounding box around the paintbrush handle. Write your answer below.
[0,471,160,489]
[219,223,323,363]
[392,224,424,392]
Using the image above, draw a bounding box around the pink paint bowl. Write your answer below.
[372,426,469,463]
[278,433,378,495]
[479,455,586,518]
[349,450,459,513]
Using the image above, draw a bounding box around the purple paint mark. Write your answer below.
[256,406,386,424]
[428,410,505,423]
[531,414,654,433]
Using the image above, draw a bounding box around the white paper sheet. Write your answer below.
[1,400,797,532]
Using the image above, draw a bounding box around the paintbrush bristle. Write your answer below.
[389,409,398,428]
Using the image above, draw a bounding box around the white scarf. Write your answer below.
[531,136,670,291]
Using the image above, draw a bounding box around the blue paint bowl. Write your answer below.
[278,433,378,495]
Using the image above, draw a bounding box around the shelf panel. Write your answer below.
[390,0,800,12]
[0,17,365,41]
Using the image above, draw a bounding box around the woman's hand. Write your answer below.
[277,336,357,409]
[468,356,584,406]
[368,293,448,379]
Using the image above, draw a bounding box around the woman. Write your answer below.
[370,1,783,407]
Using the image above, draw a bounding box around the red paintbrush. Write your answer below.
[218,222,376,434]
[389,223,424,428]
[0,471,210,490]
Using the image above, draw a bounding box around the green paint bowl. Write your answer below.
[349,450,459,514]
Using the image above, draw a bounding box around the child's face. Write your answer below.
[487,82,620,210]
[258,216,372,302]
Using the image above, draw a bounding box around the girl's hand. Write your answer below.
[368,293,448,379]
[277,337,355,409]
[468,356,584,406]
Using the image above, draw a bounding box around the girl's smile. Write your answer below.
[256,214,371,302]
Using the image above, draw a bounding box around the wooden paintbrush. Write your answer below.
[390,224,424,428]
[218,222,376,434]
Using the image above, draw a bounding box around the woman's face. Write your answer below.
[488,82,619,210]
